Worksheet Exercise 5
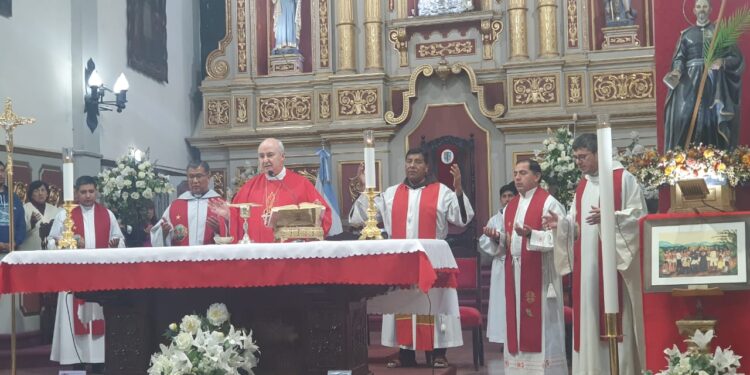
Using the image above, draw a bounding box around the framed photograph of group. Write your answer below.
[643,213,750,292]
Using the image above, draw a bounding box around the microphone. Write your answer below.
[266,169,299,205]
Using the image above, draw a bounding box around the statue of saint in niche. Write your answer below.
[271,0,301,55]
[663,0,745,150]
[418,0,473,17]
[603,0,636,26]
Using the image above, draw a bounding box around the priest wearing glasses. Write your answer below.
[230,138,332,243]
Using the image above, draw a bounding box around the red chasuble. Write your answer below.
[504,188,549,354]
[230,170,333,243]
[71,203,109,336]
[573,169,624,351]
[390,182,441,350]
[168,197,226,246]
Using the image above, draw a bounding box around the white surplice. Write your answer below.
[498,187,567,375]
[47,204,125,365]
[553,164,646,375]
[150,189,222,246]
[478,210,506,344]
[350,181,474,349]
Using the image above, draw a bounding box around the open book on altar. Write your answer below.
[269,202,326,228]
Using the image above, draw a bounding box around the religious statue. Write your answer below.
[604,0,636,26]
[418,0,473,17]
[663,0,745,151]
[271,0,301,55]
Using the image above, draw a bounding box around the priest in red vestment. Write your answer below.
[231,138,332,243]
[151,161,226,246]
[47,176,125,368]
[349,148,474,369]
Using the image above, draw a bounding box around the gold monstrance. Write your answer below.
[0,98,35,375]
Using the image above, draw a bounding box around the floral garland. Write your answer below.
[646,329,741,375]
[148,303,260,375]
[98,152,174,227]
[534,126,581,208]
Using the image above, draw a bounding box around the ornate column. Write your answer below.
[396,0,409,19]
[508,0,529,61]
[364,0,383,72]
[336,0,356,73]
[537,0,559,57]
[481,0,493,11]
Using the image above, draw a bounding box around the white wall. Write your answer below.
[0,0,74,151]
[95,0,199,171]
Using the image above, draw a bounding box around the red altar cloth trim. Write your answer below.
[0,252,437,295]
[640,211,750,222]
[433,269,458,289]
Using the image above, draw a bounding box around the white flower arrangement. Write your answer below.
[98,150,174,227]
[148,303,260,375]
[646,329,741,375]
[533,126,581,208]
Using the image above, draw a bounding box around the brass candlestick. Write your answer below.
[605,313,620,375]
[0,98,35,375]
[358,188,383,240]
[57,201,79,249]
[228,202,260,244]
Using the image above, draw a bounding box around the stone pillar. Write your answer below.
[508,0,529,61]
[336,0,356,73]
[396,0,409,19]
[364,0,383,72]
[537,0,559,57]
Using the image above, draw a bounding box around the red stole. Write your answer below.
[503,188,549,354]
[573,169,624,351]
[169,197,226,246]
[390,182,440,239]
[71,203,111,249]
[70,203,109,336]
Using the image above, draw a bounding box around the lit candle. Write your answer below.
[363,130,376,189]
[595,114,618,314]
[62,148,74,201]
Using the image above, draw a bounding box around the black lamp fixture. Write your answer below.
[84,58,129,132]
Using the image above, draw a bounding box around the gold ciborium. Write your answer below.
[228,202,260,244]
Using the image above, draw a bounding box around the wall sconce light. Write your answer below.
[84,58,129,132]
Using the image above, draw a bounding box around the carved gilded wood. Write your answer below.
[591,71,654,104]
[416,40,475,59]
[511,74,558,106]
[206,0,233,79]
[206,98,231,128]
[257,94,313,123]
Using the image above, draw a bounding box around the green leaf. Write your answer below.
[705,7,750,67]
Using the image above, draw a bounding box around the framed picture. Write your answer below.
[0,0,11,18]
[127,0,168,83]
[643,214,750,292]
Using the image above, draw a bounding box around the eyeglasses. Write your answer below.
[188,174,208,180]
[572,153,593,162]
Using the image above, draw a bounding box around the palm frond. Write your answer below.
[704,6,750,66]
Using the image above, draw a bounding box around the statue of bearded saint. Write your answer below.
[604,0,636,25]
[271,0,301,54]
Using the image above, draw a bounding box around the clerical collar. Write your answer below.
[402,175,436,190]
[265,167,287,180]
[519,186,538,199]
[697,20,710,27]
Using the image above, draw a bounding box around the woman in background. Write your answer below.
[20,180,61,250]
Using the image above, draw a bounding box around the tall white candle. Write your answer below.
[62,148,75,201]
[596,115,618,314]
[363,130,376,189]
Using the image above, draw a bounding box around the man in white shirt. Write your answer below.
[151,161,225,246]
[48,175,125,368]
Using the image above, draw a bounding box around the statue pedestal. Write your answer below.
[601,25,640,50]
[669,184,736,213]
[269,53,304,75]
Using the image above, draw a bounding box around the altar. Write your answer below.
[0,239,459,375]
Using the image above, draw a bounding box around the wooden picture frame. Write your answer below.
[643,213,750,292]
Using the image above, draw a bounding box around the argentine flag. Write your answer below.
[315,147,343,236]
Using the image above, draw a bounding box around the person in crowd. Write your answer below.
[20,180,60,250]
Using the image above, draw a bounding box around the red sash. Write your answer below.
[390,182,440,239]
[168,197,226,246]
[573,169,624,351]
[504,188,548,354]
[71,203,110,336]
[71,203,111,249]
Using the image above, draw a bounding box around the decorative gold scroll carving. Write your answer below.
[566,74,584,105]
[319,0,330,68]
[319,92,331,119]
[206,0,232,79]
[592,71,654,103]
[338,88,378,117]
[389,27,409,67]
[567,0,578,48]
[235,97,248,124]
[237,0,247,72]
[512,75,558,106]
[416,40,475,58]
[480,19,503,60]
[206,99,231,128]
[211,170,227,198]
[385,61,506,125]
[258,95,312,123]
